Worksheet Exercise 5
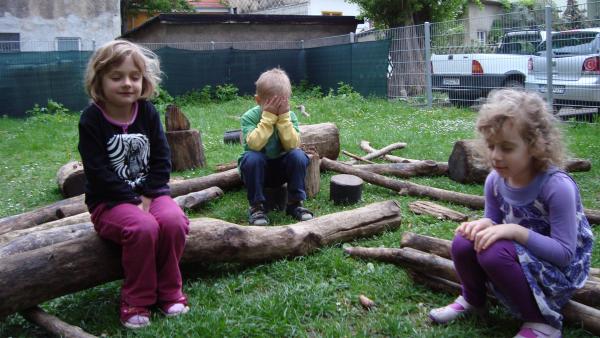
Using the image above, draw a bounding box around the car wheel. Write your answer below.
[448,91,474,107]
[503,79,524,89]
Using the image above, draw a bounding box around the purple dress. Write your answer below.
[487,167,593,328]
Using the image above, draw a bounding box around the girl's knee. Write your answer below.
[476,240,516,269]
[159,211,189,236]
[122,216,159,242]
[451,234,475,259]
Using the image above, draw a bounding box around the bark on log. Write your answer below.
[321,158,486,209]
[398,232,600,309]
[21,306,97,338]
[165,104,190,131]
[408,272,600,336]
[0,213,92,245]
[305,153,321,199]
[360,141,448,172]
[56,161,86,198]
[448,139,592,184]
[408,201,468,222]
[173,186,224,210]
[215,161,238,172]
[0,170,242,236]
[166,129,206,171]
[353,161,448,178]
[299,123,340,160]
[0,200,401,318]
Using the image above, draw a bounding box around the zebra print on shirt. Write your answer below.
[106,133,150,189]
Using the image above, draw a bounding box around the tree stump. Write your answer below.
[56,161,86,198]
[330,174,363,205]
[164,105,206,171]
[448,140,489,184]
[299,123,340,160]
[224,129,242,144]
[305,153,320,198]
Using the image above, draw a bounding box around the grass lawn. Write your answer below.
[0,92,599,337]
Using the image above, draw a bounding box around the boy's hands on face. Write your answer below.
[261,96,290,116]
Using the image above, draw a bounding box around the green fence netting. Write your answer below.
[0,39,390,117]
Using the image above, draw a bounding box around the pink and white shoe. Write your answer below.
[513,322,561,338]
[429,295,482,324]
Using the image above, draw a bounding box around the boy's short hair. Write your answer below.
[85,39,162,103]
[255,68,292,99]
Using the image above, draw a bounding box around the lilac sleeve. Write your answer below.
[525,174,578,267]
[483,172,503,224]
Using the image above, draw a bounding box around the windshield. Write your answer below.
[537,31,599,55]
[497,33,542,54]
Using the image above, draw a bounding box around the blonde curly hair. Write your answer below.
[85,39,161,103]
[476,89,565,172]
[255,68,292,99]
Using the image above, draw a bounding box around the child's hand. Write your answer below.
[262,96,282,115]
[139,195,152,212]
[473,223,522,252]
[277,97,290,115]
[455,218,494,241]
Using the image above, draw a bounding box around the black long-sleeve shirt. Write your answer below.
[78,100,171,211]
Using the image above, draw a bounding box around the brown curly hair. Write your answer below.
[476,89,565,172]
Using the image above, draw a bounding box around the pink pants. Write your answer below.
[91,195,189,307]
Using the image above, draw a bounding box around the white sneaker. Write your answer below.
[513,322,561,338]
[429,295,480,324]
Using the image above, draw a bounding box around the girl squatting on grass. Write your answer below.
[429,90,593,337]
[78,40,190,329]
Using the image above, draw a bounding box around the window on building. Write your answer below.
[0,33,20,52]
[477,31,487,44]
[321,11,342,16]
[56,37,81,51]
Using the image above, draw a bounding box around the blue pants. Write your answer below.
[239,148,309,206]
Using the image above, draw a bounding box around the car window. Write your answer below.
[537,31,599,55]
[497,33,542,54]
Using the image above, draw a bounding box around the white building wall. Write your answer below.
[0,0,120,51]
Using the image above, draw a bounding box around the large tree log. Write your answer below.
[0,169,243,235]
[20,306,97,338]
[299,123,340,160]
[345,246,600,334]
[0,200,401,318]
[56,161,86,198]
[0,213,92,245]
[353,161,448,178]
[397,233,600,309]
[321,158,600,225]
[448,139,592,184]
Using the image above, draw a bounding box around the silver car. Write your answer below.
[526,28,600,110]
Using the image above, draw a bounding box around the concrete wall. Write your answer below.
[0,0,120,51]
[464,2,504,44]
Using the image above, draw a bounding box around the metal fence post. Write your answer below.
[349,32,355,43]
[545,5,553,106]
[300,39,304,49]
[424,22,433,108]
[92,39,96,51]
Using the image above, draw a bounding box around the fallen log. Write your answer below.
[408,201,468,222]
[448,139,592,184]
[321,158,485,209]
[342,150,376,164]
[0,200,401,318]
[357,141,406,161]
[360,141,449,172]
[321,158,600,225]
[353,161,447,178]
[0,169,243,236]
[0,213,92,245]
[215,161,238,172]
[408,272,600,336]
[20,306,97,338]
[0,187,225,255]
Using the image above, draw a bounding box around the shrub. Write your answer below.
[215,84,239,102]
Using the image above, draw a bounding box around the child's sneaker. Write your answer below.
[286,201,313,221]
[513,322,561,338]
[248,204,269,225]
[120,302,151,329]
[429,295,482,324]
[159,296,190,317]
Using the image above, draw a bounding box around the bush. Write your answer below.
[152,86,174,112]
[176,85,213,106]
[215,84,239,102]
[27,99,71,116]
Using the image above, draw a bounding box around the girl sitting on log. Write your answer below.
[78,40,190,329]
[428,89,593,338]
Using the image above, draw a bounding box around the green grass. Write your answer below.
[0,95,599,337]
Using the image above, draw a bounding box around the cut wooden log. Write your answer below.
[215,161,238,172]
[359,141,448,171]
[321,158,486,209]
[0,200,401,318]
[322,158,600,225]
[408,272,600,336]
[330,174,363,205]
[172,186,224,210]
[299,123,340,160]
[353,161,447,178]
[0,169,243,236]
[223,129,242,144]
[56,161,86,198]
[408,201,468,222]
[342,150,376,164]
[0,187,225,254]
[165,104,190,131]
[398,232,600,309]
[21,306,97,338]
[448,139,592,184]
[305,153,321,199]
[166,129,206,171]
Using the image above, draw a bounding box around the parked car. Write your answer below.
[525,28,600,111]
[432,30,548,106]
